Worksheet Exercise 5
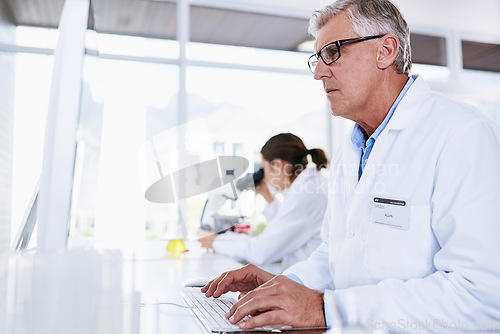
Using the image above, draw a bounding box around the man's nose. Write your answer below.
[313,58,331,80]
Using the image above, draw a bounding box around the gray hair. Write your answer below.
[309,0,412,75]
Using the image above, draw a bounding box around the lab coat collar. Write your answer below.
[384,75,431,131]
[291,166,318,185]
[284,167,320,194]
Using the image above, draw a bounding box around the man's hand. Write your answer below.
[225,275,326,330]
[201,264,275,298]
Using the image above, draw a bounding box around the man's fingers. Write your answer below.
[226,283,274,319]
[200,279,214,293]
[238,310,288,330]
[203,268,256,298]
[211,271,232,298]
[201,276,218,295]
[202,271,230,297]
[201,276,227,295]
[227,284,283,324]
[228,295,278,325]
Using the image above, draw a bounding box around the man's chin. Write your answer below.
[329,108,344,118]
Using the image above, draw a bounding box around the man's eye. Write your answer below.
[322,47,338,62]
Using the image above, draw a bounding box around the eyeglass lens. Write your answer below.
[322,44,340,64]
[308,43,340,72]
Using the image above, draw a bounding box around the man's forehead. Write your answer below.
[313,12,353,51]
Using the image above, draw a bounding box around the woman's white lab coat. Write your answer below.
[284,75,500,326]
[213,167,328,271]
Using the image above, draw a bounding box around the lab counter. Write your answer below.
[2,240,373,334]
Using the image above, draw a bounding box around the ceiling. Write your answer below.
[3,0,500,72]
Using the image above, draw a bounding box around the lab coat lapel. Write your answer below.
[339,135,361,209]
[344,132,393,229]
[344,75,429,228]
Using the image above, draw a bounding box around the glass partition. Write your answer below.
[10,52,54,250]
[67,48,180,248]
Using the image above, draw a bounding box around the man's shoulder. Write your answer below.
[400,79,500,156]
[407,77,495,133]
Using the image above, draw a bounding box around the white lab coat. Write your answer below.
[213,167,328,271]
[284,76,500,329]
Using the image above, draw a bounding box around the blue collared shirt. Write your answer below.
[351,75,416,180]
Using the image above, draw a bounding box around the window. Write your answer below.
[462,40,500,73]
[68,55,180,247]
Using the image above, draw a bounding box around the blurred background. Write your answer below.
[1,0,499,254]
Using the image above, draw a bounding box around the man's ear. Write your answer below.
[377,34,399,70]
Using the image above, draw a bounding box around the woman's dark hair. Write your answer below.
[260,133,328,180]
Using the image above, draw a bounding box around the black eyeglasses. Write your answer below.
[307,35,385,73]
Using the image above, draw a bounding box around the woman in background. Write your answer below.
[198,133,328,271]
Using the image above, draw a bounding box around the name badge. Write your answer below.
[372,197,410,230]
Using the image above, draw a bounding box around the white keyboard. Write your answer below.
[182,286,252,332]
[182,287,299,333]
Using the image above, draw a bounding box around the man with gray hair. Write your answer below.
[202,0,500,330]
